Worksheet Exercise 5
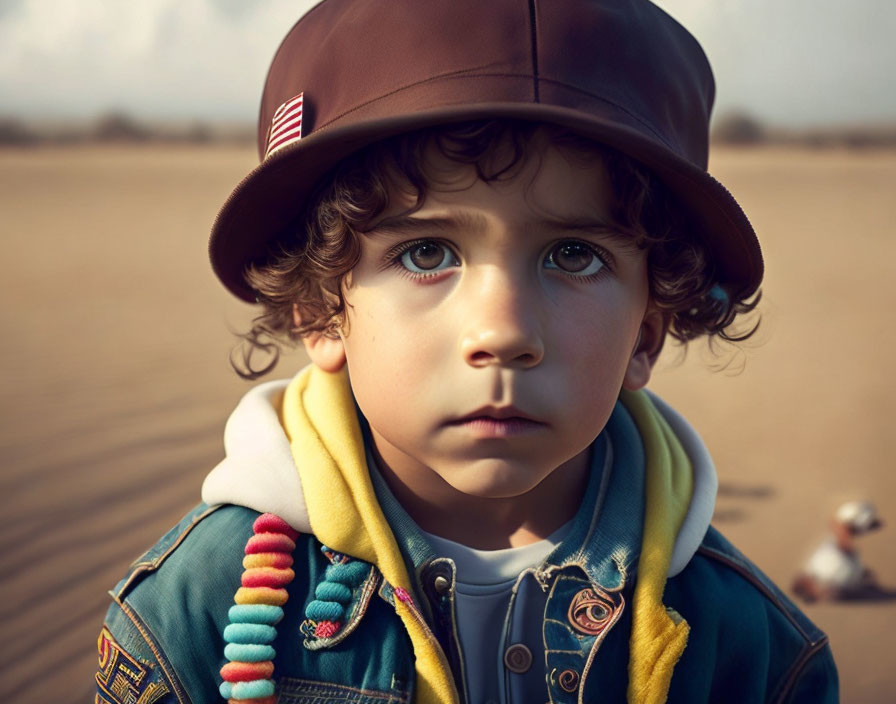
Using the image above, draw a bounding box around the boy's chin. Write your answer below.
[436,460,557,500]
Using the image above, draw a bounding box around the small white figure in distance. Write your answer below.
[792,500,884,602]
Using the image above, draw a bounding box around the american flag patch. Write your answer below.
[265,92,304,159]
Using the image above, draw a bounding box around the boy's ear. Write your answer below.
[294,304,347,373]
[622,308,669,391]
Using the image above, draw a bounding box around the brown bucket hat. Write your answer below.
[210,0,763,303]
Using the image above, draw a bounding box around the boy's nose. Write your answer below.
[458,269,544,369]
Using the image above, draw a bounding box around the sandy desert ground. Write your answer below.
[0,144,894,702]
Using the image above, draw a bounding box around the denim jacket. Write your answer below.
[98,506,837,703]
[97,372,837,703]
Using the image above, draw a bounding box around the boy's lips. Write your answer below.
[445,406,547,438]
[449,405,545,424]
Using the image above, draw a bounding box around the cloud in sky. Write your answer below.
[2,0,894,127]
[657,0,896,126]
[0,0,317,121]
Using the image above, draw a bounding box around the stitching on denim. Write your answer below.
[696,545,817,643]
[544,648,588,656]
[335,564,381,642]
[119,505,223,598]
[770,637,830,704]
[610,548,630,584]
[376,578,395,606]
[576,592,625,704]
[543,577,570,704]
[551,565,627,597]
[112,596,191,704]
[277,677,410,703]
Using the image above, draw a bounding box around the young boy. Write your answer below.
[96,1,838,703]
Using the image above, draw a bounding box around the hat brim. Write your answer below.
[210,101,762,303]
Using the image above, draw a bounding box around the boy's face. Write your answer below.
[303,135,665,501]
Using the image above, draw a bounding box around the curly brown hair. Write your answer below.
[233,120,759,379]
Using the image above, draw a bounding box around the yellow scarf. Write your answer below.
[282,366,692,704]
[281,366,459,704]
[620,390,693,704]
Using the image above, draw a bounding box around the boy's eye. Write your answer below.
[399,241,459,274]
[544,241,604,277]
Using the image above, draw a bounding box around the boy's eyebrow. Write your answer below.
[364,212,488,237]
[366,212,639,246]
[545,216,643,251]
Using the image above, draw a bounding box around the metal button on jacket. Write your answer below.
[503,643,533,673]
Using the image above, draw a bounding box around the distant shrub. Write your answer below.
[712,111,765,145]
[0,118,38,145]
[93,112,150,142]
[841,130,896,150]
[184,122,213,143]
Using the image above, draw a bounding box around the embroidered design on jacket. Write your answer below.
[96,627,169,704]
[567,586,621,636]
[301,545,372,644]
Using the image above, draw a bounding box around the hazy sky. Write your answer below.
[2,0,894,127]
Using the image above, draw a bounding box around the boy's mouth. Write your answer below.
[446,406,546,438]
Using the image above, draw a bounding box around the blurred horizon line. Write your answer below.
[3,109,896,150]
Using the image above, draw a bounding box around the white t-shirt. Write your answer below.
[424,522,571,704]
